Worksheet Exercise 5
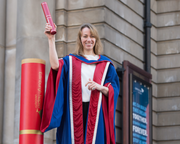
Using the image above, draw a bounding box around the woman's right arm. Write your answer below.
[45,23,59,70]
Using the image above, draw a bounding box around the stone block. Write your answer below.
[157,40,180,55]
[105,0,144,32]
[6,0,17,47]
[102,41,122,67]
[66,26,79,42]
[56,10,67,26]
[151,26,157,41]
[103,40,144,69]
[151,67,157,83]
[67,0,104,10]
[157,141,180,144]
[56,42,67,57]
[157,12,180,27]
[157,0,180,13]
[151,11,157,27]
[153,141,158,144]
[157,54,180,69]
[56,26,67,42]
[67,43,76,54]
[105,8,144,46]
[157,26,180,41]
[56,0,67,10]
[151,53,157,69]
[157,82,180,97]
[3,47,16,144]
[152,82,158,97]
[151,0,157,13]
[156,126,180,140]
[151,39,157,55]
[153,126,157,140]
[152,96,157,111]
[0,0,5,46]
[153,111,158,126]
[120,0,144,17]
[157,111,180,126]
[157,97,180,111]
[67,8,104,26]
[157,68,180,83]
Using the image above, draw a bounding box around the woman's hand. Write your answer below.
[85,78,109,97]
[44,23,56,40]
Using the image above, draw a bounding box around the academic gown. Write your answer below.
[40,54,120,144]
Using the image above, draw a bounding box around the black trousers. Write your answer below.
[83,102,89,136]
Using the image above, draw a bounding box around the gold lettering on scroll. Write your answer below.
[35,72,43,118]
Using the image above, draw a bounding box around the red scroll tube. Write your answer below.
[41,2,56,35]
[20,58,45,144]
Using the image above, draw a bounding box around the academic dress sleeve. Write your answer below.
[40,58,67,132]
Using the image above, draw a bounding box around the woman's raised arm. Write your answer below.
[44,23,59,70]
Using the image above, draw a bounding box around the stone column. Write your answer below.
[0,0,6,143]
[14,0,55,143]
[2,0,17,144]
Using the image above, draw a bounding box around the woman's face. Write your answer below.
[81,27,96,54]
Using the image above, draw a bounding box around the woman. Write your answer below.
[40,23,120,144]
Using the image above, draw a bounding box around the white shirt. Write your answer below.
[81,55,99,102]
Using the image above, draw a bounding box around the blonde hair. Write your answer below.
[74,23,103,55]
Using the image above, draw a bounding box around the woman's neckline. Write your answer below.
[83,55,99,60]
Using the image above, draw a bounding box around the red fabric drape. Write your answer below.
[102,83,115,144]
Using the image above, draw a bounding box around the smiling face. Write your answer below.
[81,27,96,55]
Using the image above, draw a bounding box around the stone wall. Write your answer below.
[151,0,180,143]
[3,0,17,143]
[151,0,158,143]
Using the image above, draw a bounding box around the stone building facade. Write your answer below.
[0,0,180,144]
[151,0,180,143]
